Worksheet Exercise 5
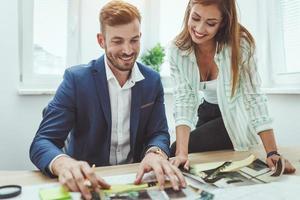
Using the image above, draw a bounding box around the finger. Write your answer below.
[61,170,80,192]
[175,158,184,167]
[162,163,179,190]
[169,158,176,165]
[171,165,187,188]
[284,160,296,174]
[152,164,165,190]
[81,163,100,191]
[184,159,190,171]
[266,158,276,171]
[134,164,146,185]
[72,167,91,200]
[58,175,69,191]
[96,175,111,189]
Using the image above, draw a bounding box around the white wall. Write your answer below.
[0,0,52,170]
[0,0,299,170]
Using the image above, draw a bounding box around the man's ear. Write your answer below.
[97,33,105,49]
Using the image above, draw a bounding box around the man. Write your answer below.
[29,1,185,199]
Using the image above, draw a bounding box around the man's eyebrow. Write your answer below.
[131,35,140,39]
[111,36,123,40]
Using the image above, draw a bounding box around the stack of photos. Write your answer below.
[99,181,214,200]
[182,154,285,188]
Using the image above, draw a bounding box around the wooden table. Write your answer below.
[1,146,299,186]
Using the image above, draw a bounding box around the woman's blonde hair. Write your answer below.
[175,0,255,96]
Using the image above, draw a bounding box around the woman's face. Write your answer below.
[188,3,222,46]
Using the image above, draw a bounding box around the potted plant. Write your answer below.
[140,43,165,73]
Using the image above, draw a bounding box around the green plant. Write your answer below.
[141,43,165,72]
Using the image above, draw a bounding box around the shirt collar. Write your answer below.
[104,55,144,84]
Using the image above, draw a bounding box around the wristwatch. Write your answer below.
[267,151,280,158]
[145,147,168,160]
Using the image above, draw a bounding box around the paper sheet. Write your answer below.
[212,175,300,200]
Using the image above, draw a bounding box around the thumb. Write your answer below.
[134,166,145,185]
[266,158,276,171]
[184,159,190,171]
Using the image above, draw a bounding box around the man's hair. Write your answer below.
[99,0,141,33]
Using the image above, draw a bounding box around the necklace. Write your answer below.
[203,82,207,90]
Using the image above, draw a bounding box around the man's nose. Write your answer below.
[122,43,133,55]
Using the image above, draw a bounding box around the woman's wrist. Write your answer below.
[267,150,280,158]
[175,148,188,157]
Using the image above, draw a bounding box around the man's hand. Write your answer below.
[266,155,296,174]
[170,153,190,171]
[134,152,186,190]
[52,156,110,200]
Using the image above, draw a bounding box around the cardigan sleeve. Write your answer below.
[240,41,273,134]
[169,44,198,129]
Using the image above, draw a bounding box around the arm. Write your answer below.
[172,125,191,169]
[29,69,76,176]
[29,69,111,199]
[259,129,277,154]
[169,45,197,167]
[240,44,295,173]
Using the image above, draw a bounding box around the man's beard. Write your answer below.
[106,52,137,72]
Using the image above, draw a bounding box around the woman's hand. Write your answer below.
[266,154,296,174]
[170,153,190,171]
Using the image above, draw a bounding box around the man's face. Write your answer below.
[97,19,141,72]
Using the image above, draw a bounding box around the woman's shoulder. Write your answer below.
[168,40,193,59]
[168,40,180,54]
[240,37,255,56]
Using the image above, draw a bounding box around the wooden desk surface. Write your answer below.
[1,146,299,186]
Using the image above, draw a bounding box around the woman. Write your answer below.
[169,0,295,173]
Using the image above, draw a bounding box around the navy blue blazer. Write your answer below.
[29,56,170,176]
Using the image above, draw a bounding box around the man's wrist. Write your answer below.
[48,154,69,175]
[52,155,73,176]
[145,147,168,160]
[175,148,188,157]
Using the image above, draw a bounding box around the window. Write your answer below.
[19,0,148,93]
[33,0,68,75]
[280,0,300,74]
[19,0,81,91]
[268,0,300,88]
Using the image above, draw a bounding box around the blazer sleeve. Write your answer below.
[142,76,170,158]
[29,68,76,177]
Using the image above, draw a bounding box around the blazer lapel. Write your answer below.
[91,56,112,127]
[130,81,142,150]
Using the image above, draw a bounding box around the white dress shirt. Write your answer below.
[104,56,144,165]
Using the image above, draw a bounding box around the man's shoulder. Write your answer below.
[137,62,160,80]
[67,61,94,74]
[66,58,102,78]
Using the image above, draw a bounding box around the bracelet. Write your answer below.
[145,147,169,160]
[267,151,280,158]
